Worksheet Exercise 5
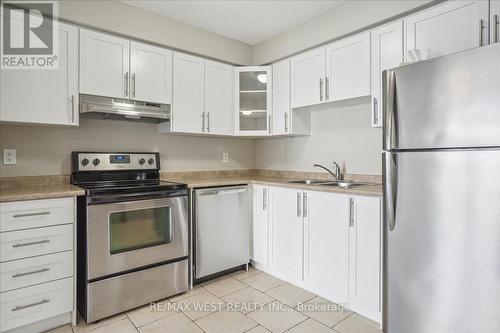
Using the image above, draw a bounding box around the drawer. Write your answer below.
[0,197,74,232]
[0,277,73,332]
[0,251,73,292]
[0,225,73,262]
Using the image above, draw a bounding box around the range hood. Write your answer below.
[79,94,170,123]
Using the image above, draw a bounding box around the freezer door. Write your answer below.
[194,186,250,279]
[383,43,500,150]
[383,150,500,333]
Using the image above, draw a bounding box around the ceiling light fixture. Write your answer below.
[257,74,267,84]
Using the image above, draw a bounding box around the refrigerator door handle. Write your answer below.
[384,71,397,150]
[385,152,398,231]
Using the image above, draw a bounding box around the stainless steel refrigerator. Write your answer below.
[383,43,500,333]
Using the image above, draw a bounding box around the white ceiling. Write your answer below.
[121,1,344,45]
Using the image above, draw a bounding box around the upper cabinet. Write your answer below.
[130,42,173,104]
[234,66,272,136]
[290,32,370,109]
[404,1,489,60]
[290,48,326,108]
[80,29,173,104]
[80,30,130,99]
[170,52,205,134]
[492,0,500,44]
[205,60,234,135]
[370,21,404,128]
[1,21,79,126]
[325,32,371,102]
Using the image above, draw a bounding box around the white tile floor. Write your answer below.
[46,267,382,333]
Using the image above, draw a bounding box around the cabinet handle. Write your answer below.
[297,193,302,217]
[124,72,129,97]
[263,188,267,210]
[349,198,355,227]
[479,19,484,47]
[284,112,288,132]
[494,15,499,44]
[325,77,329,101]
[132,73,136,98]
[12,299,49,312]
[373,97,378,125]
[303,192,307,218]
[201,112,205,132]
[319,78,323,101]
[13,211,50,218]
[12,240,50,248]
[70,95,75,123]
[268,114,272,134]
[12,268,50,278]
[207,112,210,132]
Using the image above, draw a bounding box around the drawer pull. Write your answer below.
[13,212,50,218]
[12,299,50,312]
[12,268,50,278]
[12,240,50,248]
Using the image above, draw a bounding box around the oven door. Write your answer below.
[86,196,188,280]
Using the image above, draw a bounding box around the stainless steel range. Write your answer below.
[71,152,189,323]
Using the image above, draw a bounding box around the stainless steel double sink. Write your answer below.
[287,179,370,188]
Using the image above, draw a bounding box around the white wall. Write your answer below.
[0,119,255,177]
[253,0,431,64]
[57,1,253,65]
[256,99,382,175]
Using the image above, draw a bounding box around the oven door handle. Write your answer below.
[88,191,172,204]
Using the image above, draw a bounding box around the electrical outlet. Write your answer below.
[3,149,16,165]
[222,153,229,163]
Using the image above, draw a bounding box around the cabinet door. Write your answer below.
[370,21,403,128]
[269,187,303,281]
[130,42,172,104]
[80,29,130,99]
[235,66,272,136]
[205,60,233,135]
[1,21,78,126]
[348,196,381,320]
[290,48,325,108]
[304,191,350,301]
[252,185,269,265]
[492,0,500,44]
[405,1,489,60]
[272,59,291,136]
[172,52,205,134]
[326,32,371,102]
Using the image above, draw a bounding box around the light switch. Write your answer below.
[222,153,229,163]
[3,149,16,165]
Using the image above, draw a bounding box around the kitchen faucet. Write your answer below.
[313,162,343,181]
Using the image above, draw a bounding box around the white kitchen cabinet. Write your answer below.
[171,52,205,134]
[269,187,303,281]
[348,195,382,321]
[0,21,78,126]
[325,32,371,102]
[492,0,500,44]
[130,42,172,104]
[252,185,269,265]
[235,66,272,136]
[304,191,350,301]
[204,60,234,135]
[370,20,404,127]
[272,59,311,136]
[290,48,325,108]
[404,1,489,60]
[80,29,130,99]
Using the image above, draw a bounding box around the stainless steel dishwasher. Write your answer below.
[193,185,250,280]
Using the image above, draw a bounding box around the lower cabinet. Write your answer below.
[251,185,382,322]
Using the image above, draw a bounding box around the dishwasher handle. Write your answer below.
[196,186,248,196]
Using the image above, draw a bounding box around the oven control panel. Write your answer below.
[74,152,159,171]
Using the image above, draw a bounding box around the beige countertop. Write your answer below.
[0,176,85,203]
[161,175,382,197]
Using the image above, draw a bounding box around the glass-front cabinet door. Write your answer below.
[235,66,272,136]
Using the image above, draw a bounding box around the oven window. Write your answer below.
[109,206,172,255]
